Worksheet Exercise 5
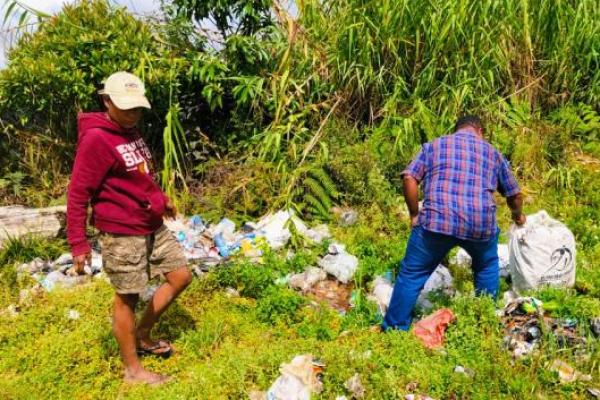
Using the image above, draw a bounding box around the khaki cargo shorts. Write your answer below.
[99,225,187,294]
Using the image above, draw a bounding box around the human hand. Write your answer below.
[165,197,177,220]
[72,252,91,275]
[411,214,419,228]
[512,213,526,226]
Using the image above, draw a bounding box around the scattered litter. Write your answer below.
[454,365,475,378]
[405,395,435,400]
[225,287,240,297]
[413,308,456,349]
[417,265,454,310]
[289,267,327,293]
[317,243,358,284]
[501,297,586,358]
[549,359,592,383]
[336,397,349,400]
[306,279,353,312]
[502,290,519,305]
[209,218,235,237]
[405,382,419,392]
[266,355,324,400]
[332,207,358,226]
[39,270,80,292]
[5,304,20,317]
[451,244,510,277]
[18,284,42,305]
[509,210,576,292]
[256,211,292,250]
[587,388,600,398]
[17,257,51,274]
[344,373,365,399]
[590,318,600,337]
[369,276,393,315]
[52,253,73,266]
[249,391,266,400]
[66,309,80,320]
[275,274,291,286]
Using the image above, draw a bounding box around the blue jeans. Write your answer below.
[382,226,500,331]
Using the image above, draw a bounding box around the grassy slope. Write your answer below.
[1,163,599,399]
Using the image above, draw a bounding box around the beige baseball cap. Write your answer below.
[98,71,151,110]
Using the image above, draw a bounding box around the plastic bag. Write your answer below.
[317,243,358,284]
[267,355,324,400]
[370,276,393,315]
[417,265,454,310]
[289,267,327,292]
[509,211,576,292]
[413,308,456,349]
[452,244,510,278]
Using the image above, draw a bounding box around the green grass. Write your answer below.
[1,205,599,399]
[0,234,67,268]
[1,135,600,399]
[0,270,598,399]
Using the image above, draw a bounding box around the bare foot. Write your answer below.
[124,368,172,386]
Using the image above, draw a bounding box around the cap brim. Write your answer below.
[109,94,151,110]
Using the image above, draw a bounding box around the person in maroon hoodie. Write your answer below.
[67,72,192,385]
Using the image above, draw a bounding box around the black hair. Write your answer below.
[455,115,483,132]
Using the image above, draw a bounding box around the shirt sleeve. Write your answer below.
[401,145,428,182]
[497,155,520,197]
[66,133,115,256]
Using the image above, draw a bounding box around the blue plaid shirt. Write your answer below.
[403,129,520,241]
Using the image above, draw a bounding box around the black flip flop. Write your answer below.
[136,340,173,359]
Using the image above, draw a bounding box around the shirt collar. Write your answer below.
[455,127,481,138]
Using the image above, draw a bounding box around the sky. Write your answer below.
[0,0,161,67]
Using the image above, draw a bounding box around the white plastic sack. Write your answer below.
[267,375,310,400]
[267,354,323,400]
[417,264,454,309]
[452,244,510,278]
[509,210,576,292]
[370,277,393,315]
[317,243,358,284]
[256,211,293,250]
[289,267,327,292]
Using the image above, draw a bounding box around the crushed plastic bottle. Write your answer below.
[214,233,230,257]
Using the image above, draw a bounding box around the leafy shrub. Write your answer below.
[296,306,342,340]
[0,0,171,141]
[192,159,281,222]
[214,261,277,299]
[255,286,305,325]
[328,143,396,206]
[341,290,381,329]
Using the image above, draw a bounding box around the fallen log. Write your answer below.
[0,205,66,245]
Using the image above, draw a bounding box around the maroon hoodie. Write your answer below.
[67,112,168,256]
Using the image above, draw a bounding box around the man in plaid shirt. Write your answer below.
[383,115,526,331]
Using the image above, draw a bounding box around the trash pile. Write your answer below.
[17,251,104,293]
[166,210,332,269]
[264,354,325,400]
[500,293,588,358]
[280,242,359,312]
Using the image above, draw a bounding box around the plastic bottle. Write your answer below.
[214,233,230,257]
[190,215,205,231]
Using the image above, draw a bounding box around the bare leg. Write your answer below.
[136,266,192,348]
[113,293,169,384]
